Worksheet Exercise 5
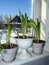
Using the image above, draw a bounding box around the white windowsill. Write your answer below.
[0,50,49,65]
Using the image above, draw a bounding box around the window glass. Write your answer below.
[0,0,32,18]
[0,0,33,34]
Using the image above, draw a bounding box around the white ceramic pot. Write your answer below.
[33,42,44,54]
[16,38,33,59]
[1,45,18,62]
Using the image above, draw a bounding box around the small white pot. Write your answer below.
[33,42,45,54]
[1,45,18,62]
[16,38,33,59]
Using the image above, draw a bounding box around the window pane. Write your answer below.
[0,0,33,34]
[0,0,32,18]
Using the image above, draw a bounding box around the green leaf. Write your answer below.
[0,44,4,51]
[28,18,40,41]
[19,11,28,38]
[5,18,12,44]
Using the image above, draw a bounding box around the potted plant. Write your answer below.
[28,18,45,54]
[0,19,18,62]
[15,11,33,59]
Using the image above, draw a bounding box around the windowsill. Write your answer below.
[0,50,49,65]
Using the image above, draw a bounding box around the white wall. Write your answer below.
[31,0,41,37]
[41,0,49,52]
[33,0,41,20]
[33,0,49,52]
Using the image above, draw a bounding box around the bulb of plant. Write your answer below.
[28,18,45,54]
[16,11,33,59]
[0,18,18,62]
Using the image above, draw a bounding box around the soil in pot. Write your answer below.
[2,43,18,49]
[33,40,46,43]
[15,36,33,39]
